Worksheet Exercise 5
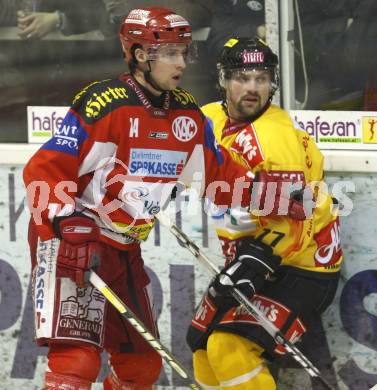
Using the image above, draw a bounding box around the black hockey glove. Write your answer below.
[209,237,282,306]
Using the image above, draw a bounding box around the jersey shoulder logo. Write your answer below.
[72,80,105,105]
[172,116,198,142]
[171,88,197,106]
[84,84,128,120]
[73,79,130,123]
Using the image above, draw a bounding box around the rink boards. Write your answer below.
[0,165,376,389]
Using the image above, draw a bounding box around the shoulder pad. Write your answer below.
[171,88,198,108]
[72,79,130,123]
[201,101,223,117]
[71,80,108,105]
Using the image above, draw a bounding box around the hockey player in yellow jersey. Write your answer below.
[186,37,342,389]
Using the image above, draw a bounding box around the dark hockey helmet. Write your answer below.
[120,7,192,65]
[217,37,279,92]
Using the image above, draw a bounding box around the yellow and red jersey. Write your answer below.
[202,102,342,273]
[23,75,252,250]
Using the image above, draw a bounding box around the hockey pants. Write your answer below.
[42,343,161,389]
[193,330,276,390]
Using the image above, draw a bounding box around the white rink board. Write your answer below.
[0,165,377,389]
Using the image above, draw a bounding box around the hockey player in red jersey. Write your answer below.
[186,37,342,389]
[23,8,258,390]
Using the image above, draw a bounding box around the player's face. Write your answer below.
[225,69,272,121]
[149,44,188,91]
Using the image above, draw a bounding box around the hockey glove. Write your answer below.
[209,237,282,305]
[187,288,235,352]
[54,215,102,288]
[250,170,314,220]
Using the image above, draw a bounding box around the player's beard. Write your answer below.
[235,94,262,119]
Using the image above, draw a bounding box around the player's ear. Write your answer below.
[134,48,148,64]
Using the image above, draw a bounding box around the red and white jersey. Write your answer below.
[24,74,252,250]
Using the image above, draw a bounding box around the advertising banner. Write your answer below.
[27,107,69,144]
[291,110,377,150]
[27,107,377,153]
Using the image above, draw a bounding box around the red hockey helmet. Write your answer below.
[120,7,193,64]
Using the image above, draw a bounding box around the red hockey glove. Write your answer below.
[250,170,314,220]
[55,216,102,288]
[209,237,281,304]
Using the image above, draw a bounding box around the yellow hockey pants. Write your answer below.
[193,330,276,389]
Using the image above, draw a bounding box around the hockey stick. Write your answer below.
[88,271,201,390]
[156,211,335,390]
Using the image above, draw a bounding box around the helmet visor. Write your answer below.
[219,67,278,91]
[143,43,198,65]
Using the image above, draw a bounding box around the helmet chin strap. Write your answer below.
[144,61,166,93]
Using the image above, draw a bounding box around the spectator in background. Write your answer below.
[13,0,121,99]
[295,0,377,110]
[199,0,266,102]
[0,1,28,142]
[294,0,355,109]
[17,0,109,39]
[206,0,265,65]
[0,0,17,26]
[345,0,377,110]
[17,10,61,39]
[101,0,211,31]
[0,0,120,143]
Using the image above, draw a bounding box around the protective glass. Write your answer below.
[143,43,198,64]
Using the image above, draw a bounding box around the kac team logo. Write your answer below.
[172,116,198,142]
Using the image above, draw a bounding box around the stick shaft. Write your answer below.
[89,271,201,390]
